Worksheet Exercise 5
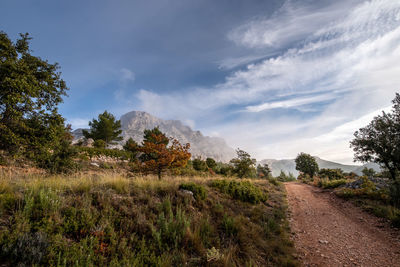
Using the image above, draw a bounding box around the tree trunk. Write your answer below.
[157,169,162,180]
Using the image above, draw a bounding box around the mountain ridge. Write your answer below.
[259,157,381,176]
[73,111,236,162]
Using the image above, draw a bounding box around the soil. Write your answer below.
[285,182,400,267]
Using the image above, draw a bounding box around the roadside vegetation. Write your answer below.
[0,168,298,266]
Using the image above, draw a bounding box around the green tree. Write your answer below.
[256,163,271,178]
[0,32,74,172]
[361,167,376,178]
[123,137,139,161]
[350,93,400,180]
[83,111,122,146]
[192,158,207,171]
[295,153,319,178]
[206,157,217,170]
[230,149,256,178]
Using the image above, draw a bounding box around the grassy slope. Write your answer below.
[0,167,298,266]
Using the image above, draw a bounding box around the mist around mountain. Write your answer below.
[259,157,381,177]
[73,111,236,162]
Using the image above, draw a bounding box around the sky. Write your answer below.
[1,0,400,164]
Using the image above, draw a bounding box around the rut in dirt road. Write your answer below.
[285,182,400,267]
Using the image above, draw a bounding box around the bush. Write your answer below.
[93,139,106,149]
[318,168,344,180]
[210,179,267,204]
[221,214,238,237]
[390,179,400,207]
[179,183,207,200]
[152,199,190,251]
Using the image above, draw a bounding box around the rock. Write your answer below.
[83,138,94,148]
[319,240,329,244]
[90,162,99,167]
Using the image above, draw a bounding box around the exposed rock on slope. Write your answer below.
[73,111,235,162]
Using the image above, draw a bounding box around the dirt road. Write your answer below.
[285,182,400,266]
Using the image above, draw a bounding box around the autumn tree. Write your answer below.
[350,93,400,180]
[83,111,122,146]
[295,153,319,178]
[230,149,257,178]
[0,32,75,172]
[139,127,191,179]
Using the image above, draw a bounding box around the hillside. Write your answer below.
[259,157,381,177]
[0,167,298,266]
[73,111,235,162]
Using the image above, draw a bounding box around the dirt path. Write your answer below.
[285,182,400,267]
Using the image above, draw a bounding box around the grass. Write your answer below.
[0,167,298,266]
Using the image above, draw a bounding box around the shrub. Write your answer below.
[221,214,238,237]
[210,179,267,204]
[152,199,191,251]
[93,139,106,149]
[390,179,400,207]
[179,182,207,200]
[318,168,344,180]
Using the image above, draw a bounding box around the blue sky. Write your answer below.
[2,0,400,164]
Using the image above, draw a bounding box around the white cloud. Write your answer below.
[68,118,89,129]
[134,0,400,164]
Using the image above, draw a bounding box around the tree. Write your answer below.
[361,167,376,178]
[206,157,217,170]
[295,153,319,178]
[0,32,74,172]
[230,149,257,178]
[256,163,271,178]
[192,158,207,171]
[123,137,139,161]
[83,111,122,146]
[139,127,191,179]
[350,93,400,180]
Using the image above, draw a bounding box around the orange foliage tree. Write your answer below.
[139,127,191,179]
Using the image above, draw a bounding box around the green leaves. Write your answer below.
[295,152,319,177]
[83,111,122,145]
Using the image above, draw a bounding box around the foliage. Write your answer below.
[83,111,122,145]
[257,163,271,178]
[139,128,191,179]
[276,170,296,182]
[206,158,217,170]
[295,153,319,178]
[0,32,74,173]
[362,167,376,178]
[210,179,268,204]
[123,138,139,161]
[318,168,344,180]
[76,146,131,160]
[192,158,208,172]
[0,172,299,266]
[350,93,400,180]
[229,149,257,178]
[93,139,106,149]
[390,179,400,207]
[179,182,207,200]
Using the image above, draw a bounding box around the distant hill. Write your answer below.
[259,157,381,177]
[72,111,236,162]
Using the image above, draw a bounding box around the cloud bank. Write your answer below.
[134,0,400,164]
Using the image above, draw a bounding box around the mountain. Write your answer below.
[72,111,236,162]
[259,157,381,177]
